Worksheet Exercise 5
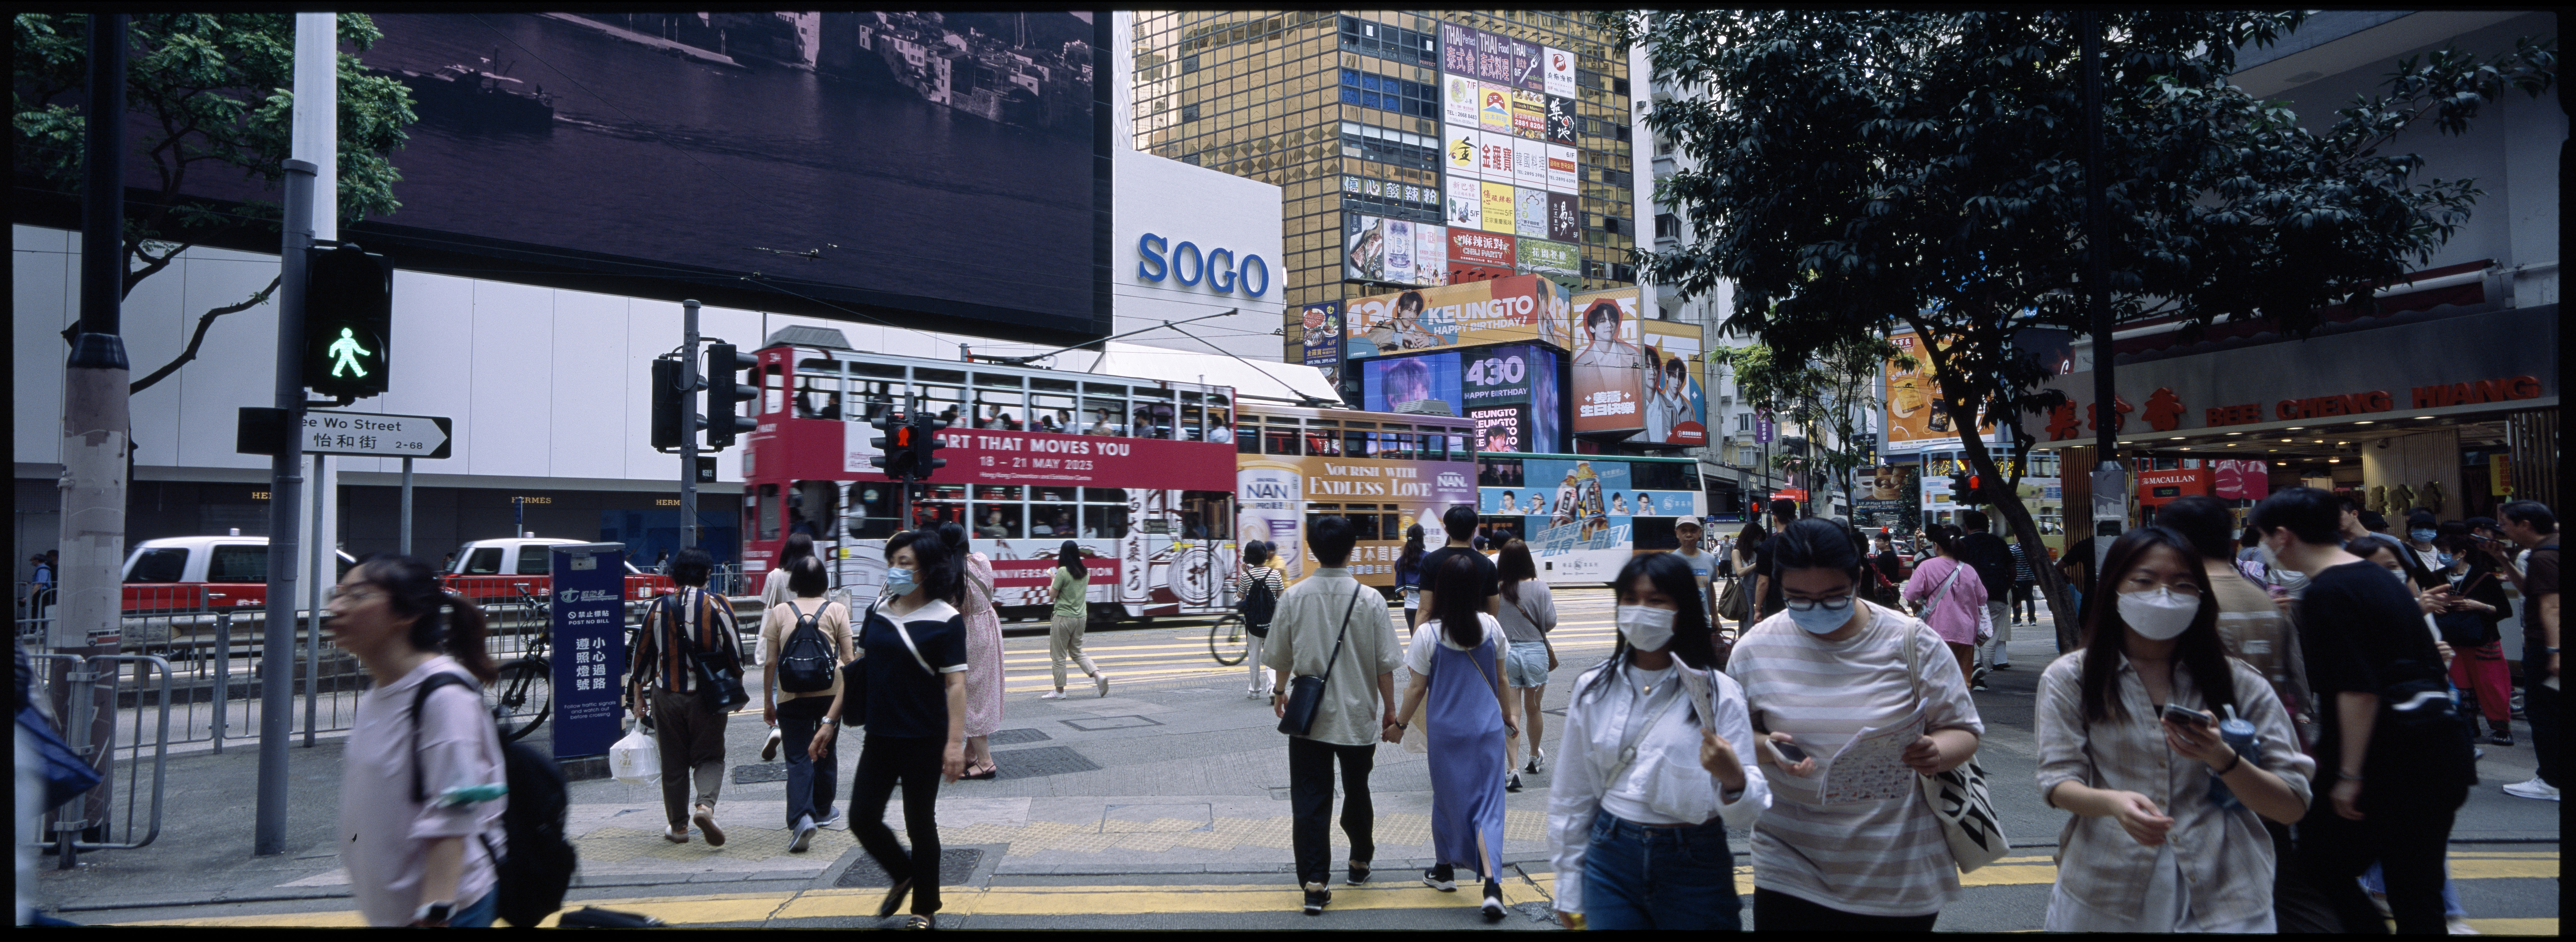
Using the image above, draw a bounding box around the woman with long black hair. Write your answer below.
[1390,552,1518,920]
[1546,552,1767,930]
[1044,540,1108,699]
[1395,524,1428,632]
[2034,527,2311,931]
[815,529,969,928]
[2431,522,2515,745]
[326,555,505,927]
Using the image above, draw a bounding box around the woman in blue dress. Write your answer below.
[1389,552,1519,921]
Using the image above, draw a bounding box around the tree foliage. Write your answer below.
[14,13,418,392]
[1626,9,2553,620]
[1709,334,1911,507]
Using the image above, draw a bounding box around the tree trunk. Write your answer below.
[1929,346,2079,656]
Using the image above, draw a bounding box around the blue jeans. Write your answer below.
[1581,813,1741,931]
[448,890,497,927]
[777,697,839,827]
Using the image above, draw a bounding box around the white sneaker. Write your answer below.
[2448,916,2482,935]
[1040,690,1068,700]
[2500,777,2562,801]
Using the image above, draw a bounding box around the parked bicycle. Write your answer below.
[484,584,554,742]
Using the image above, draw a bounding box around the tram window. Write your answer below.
[761,363,785,415]
[1235,422,1259,454]
[1379,431,1414,460]
[1446,431,1469,460]
[1031,391,1078,434]
[756,484,781,542]
[1631,461,1697,492]
[846,482,899,539]
[1347,510,1382,541]
[1132,401,1174,440]
[1083,504,1129,539]
[1344,429,1372,456]
[1304,429,1342,456]
[1633,519,1681,551]
[1030,505,1079,538]
[973,504,1024,540]
[973,396,1025,430]
[1479,516,1525,546]
[1479,458,1523,488]
[1208,406,1238,445]
[1031,485,1077,504]
[1081,398,1125,436]
[1179,393,1205,442]
[1263,425,1299,455]
[1180,490,1227,541]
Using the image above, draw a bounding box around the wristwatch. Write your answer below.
[414,901,454,925]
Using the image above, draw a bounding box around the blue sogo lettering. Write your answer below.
[1173,241,1205,286]
[1239,254,1269,297]
[1206,248,1236,293]
[1136,233,1169,282]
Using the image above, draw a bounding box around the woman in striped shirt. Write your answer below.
[1729,518,1985,931]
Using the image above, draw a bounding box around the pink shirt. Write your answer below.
[338,656,505,926]
[1902,556,1990,646]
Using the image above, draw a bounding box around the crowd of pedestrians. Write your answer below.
[248,479,2552,929]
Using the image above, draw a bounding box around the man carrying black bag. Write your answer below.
[1263,516,1401,917]
[628,547,745,847]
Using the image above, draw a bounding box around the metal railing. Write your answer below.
[27,652,173,867]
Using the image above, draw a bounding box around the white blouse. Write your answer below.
[1546,657,1771,914]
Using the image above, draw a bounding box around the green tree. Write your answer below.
[1625,10,2552,627]
[1708,333,1911,513]
[14,13,417,393]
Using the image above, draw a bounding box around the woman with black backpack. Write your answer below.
[762,555,851,853]
[325,554,506,927]
[1236,541,1287,699]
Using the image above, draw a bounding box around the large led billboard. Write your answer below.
[333,12,1107,335]
[1359,350,1464,417]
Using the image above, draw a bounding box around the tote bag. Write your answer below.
[1896,619,2009,872]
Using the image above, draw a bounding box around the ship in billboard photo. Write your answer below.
[347,11,1101,328]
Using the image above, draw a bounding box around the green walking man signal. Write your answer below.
[326,327,372,378]
[303,243,392,399]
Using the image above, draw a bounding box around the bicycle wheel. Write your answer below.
[488,658,553,743]
[1209,614,1248,666]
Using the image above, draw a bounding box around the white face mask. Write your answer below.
[1616,605,1677,653]
[2117,586,2199,641]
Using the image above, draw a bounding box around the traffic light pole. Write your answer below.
[2080,12,2125,587]
[255,159,315,856]
[681,299,701,551]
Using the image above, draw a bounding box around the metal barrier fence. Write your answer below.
[14,584,764,752]
[27,652,173,867]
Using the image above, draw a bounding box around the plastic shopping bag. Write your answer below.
[609,724,660,786]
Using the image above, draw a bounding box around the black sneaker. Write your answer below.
[1481,879,1507,922]
[1302,882,1332,916]
[1347,862,1371,886]
[2490,730,2516,746]
[1423,864,1457,892]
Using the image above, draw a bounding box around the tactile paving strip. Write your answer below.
[987,727,1052,745]
[835,848,985,888]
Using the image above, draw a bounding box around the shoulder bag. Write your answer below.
[1896,618,2010,873]
[1716,573,1748,622]
[670,591,749,715]
[839,598,879,727]
[1278,586,1368,737]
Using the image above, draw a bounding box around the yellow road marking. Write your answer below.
[2464,918,2559,936]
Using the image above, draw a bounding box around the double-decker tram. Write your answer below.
[738,332,1482,623]
[1472,451,1706,584]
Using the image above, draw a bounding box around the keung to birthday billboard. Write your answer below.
[1569,288,1643,434]
[1344,274,1571,360]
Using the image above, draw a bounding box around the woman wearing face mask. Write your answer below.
[2034,527,2313,932]
[1388,553,1519,921]
[1547,553,1767,930]
[1727,518,1984,931]
[1902,523,1990,690]
[2401,511,2447,576]
[1043,540,1108,700]
[2430,522,2515,746]
[819,529,970,928]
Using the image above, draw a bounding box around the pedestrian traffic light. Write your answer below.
[650,355,687,452]
[908,413,950,478]
[703,343,758,450]
[303,243,391,399]
[1948,471,1977,504]
[868,412,917,479]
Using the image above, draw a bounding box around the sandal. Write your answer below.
[962,764,999,781]
[897,914,934,929]
[877,878,915,918]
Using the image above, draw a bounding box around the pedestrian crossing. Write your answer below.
[95,851,2563,929]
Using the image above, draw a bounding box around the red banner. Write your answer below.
[929,427,1236,492]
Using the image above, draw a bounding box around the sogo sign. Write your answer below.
[1136,233,1270,298]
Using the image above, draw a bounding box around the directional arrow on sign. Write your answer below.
[300,409,453,460]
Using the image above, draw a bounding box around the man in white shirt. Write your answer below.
[1669,517,1717,626]
[1265,515,1402,916]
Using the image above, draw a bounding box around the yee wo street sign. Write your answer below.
[300,409,453,459]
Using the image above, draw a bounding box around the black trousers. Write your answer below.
[1750,888,1937,932]
[777,697,839,828]
[1287,735,1377,887]
[2296,784,2459,934]
[2266,818,2344,933]
[2526,652,2561,788]
[852,734,944,914]
[2009,582,2036,620]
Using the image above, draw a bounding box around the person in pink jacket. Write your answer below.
[1904,523,1991,690]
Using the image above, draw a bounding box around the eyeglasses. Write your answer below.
[1780,593,1856,612]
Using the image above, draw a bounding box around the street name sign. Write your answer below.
[301,409,453,459]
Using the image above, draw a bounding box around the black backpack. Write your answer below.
[1238,573,1278,638]
[777,602,839,694]
[410,673,578,928]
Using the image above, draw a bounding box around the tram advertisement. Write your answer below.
[839,423,1233,491]
[1853,465,1923,533]
[1478,457,1700,582]
[1239,454,1477,583]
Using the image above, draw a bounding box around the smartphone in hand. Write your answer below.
[1773,740,1810,763]
[2160,703,2214,728]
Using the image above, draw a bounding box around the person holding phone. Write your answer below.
[1727,518,1983,931]
[2033,527,2312,931]
[2430,522,2515,746]
[1546,552,1767,930]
